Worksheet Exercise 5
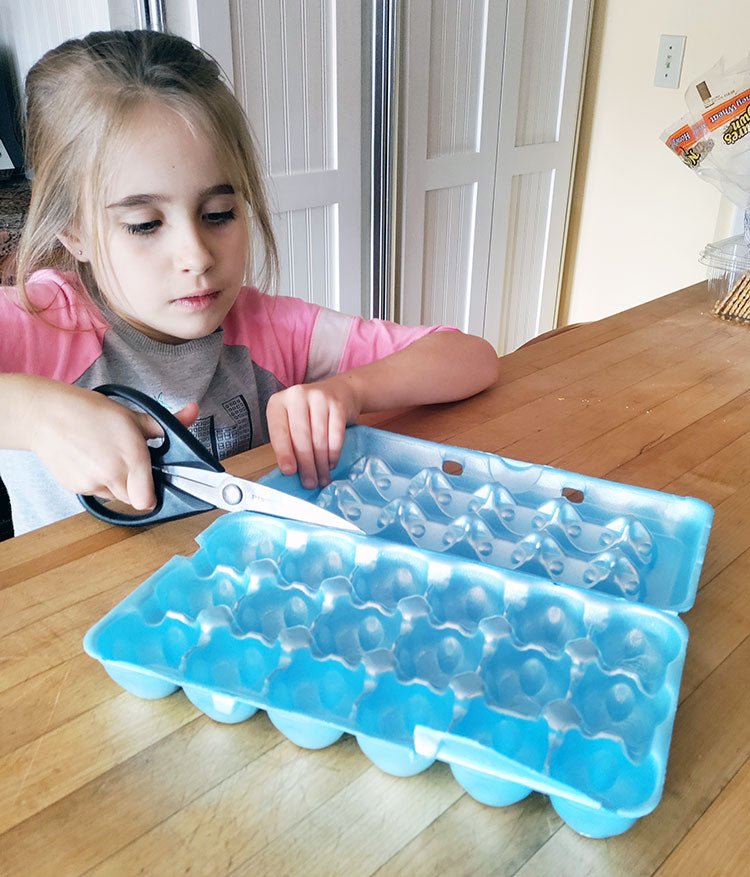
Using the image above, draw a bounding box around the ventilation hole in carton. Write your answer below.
[442,460,463,476]
[562,487,584,504]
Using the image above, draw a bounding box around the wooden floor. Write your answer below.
[1,281,749,875]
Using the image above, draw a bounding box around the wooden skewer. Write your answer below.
[722,278,749,313]
[715,282,740,314]
[715,272,750,319]
[729,292,750,319]
[733,277,750,318]
[737,292,750,315]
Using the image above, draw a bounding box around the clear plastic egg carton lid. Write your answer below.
[260,426,713,613]
[85,511,690,839]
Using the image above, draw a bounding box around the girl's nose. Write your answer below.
[176,223,214,274]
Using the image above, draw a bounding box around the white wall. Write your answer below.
[560,0,749,325]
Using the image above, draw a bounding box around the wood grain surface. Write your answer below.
[2,281,748,876]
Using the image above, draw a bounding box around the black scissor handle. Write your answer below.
[77,384,224,526]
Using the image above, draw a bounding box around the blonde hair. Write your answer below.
[9,29,278,315]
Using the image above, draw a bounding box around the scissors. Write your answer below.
[77,384,363,533]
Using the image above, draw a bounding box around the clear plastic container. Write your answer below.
[699,234,750,321]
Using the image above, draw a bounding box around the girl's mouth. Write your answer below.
[172,290,221,311]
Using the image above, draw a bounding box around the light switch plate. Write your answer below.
[654,35,686,89]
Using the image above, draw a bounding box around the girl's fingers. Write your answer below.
[327,404,347,471]
[134,412,165,440]
[308,393,333,486]
[267,400,298,477]
[119,402,196,508]
[134,402,199,439]
[93,487,116,502]
[174,402,200,427]
[285,402,317,489]
[126,462,156,511]
[108,407,159,509]
[103,475,132,507]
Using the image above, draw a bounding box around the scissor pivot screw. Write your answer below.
[221,484,243,506]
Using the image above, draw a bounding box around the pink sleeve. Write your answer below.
[222,288,320,387]
[0,270,108,382]
[338,317,457,373]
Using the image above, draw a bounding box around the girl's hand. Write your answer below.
[26,381,198,510]
[266,377,362,489]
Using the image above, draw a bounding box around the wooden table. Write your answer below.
[2,280,749,875]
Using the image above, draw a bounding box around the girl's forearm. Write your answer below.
[339,330,500,414]
[0,373,53,450]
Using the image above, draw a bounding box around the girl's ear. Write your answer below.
[57,231,90,263]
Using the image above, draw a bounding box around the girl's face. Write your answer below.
[87,101,250,343]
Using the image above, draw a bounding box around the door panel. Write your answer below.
[0,0,112,87]
[399,0,506,336]
[515,0,573,147]
[425,1,487,159]
[485,0,592,352]
[231,0,363,315]
[497,170,555,352]
[274,204,340,308]
[421,183,478,326]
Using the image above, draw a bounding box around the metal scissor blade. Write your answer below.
[158,465,364,534]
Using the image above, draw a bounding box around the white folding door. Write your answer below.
[398,0,591,351]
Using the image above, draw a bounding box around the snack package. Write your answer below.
[661,54,750,239]
[661,114,712,168]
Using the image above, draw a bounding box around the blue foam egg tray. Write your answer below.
[262,427,713,613]
[84,427,714,838]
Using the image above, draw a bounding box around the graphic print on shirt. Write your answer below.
[191,394,253,459]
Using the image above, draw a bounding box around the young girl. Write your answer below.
[0,29,499,537]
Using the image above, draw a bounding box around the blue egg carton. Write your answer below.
[84,427,713,837]
[86,508,692,838]
[261,426,713,613]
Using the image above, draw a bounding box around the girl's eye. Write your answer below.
[125,220,161,236]
[204,210,236,225]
